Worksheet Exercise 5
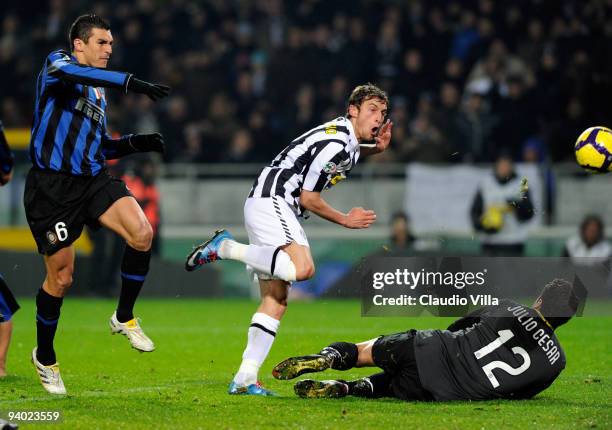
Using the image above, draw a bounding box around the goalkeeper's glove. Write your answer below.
[129,133,165,154]
[127,77,171,101]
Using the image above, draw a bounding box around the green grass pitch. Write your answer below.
[0,299,610,429]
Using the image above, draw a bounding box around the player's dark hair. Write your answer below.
[580,214,604,243]
[537,279,579,329]
[68,14,110,51]
[346,83,389,118]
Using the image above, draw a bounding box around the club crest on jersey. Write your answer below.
[46,231,58,245]
[323,162,337,174]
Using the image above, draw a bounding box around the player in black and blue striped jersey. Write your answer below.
[24,14,170,395]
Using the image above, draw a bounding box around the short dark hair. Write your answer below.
[537,279,579,329]
[68,14,110,51]
[346,83,389,118]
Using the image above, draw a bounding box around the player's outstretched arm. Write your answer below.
[300,190,376,229]
[46,51,170,101]
[126,77,171,101]
[47,50,131,90]
[0,121,14,186]
[102,132,165,160]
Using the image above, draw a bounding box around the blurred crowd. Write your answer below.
[1,0,611,164]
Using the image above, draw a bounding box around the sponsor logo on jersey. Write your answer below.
[75,96,105,124]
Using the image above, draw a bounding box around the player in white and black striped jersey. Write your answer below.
[185,83,393,395]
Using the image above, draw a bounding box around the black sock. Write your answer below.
[116,245,150,323]
[347,373,393,398]
[36,288,63,366]
[320,342,358,370]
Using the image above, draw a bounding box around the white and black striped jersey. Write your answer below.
[248,117,360,217]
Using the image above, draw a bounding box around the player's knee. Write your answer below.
[295,262,315,281]
[51,265,74,294]
[131,222,153,251]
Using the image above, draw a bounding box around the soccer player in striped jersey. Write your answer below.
[186,84,393,395]
[0,120,20,378]
[25,14,170,395]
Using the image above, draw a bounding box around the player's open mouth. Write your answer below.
[371,127,379,135]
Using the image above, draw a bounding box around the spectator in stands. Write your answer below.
[220,128,261,164]
[563,215,611,266]
[388,211,416,254]
[470,154,535,256]
[1,0,611,166]
[455,90,497,162]
[401,109,448,163]
[432,82,462,159]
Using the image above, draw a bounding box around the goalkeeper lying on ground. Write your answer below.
[273,279,578,401]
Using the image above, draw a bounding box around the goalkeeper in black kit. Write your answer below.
[273,279,578,401]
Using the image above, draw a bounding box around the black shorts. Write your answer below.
[372,330,434,401]
[24,168,132,255]
[0,275,19,323]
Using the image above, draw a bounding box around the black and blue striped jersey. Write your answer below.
[0,120,13,174]
[29,50,133,176]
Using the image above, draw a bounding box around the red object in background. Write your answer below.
[122,174,160,234]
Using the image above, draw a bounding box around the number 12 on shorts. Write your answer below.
[474,329,531,388]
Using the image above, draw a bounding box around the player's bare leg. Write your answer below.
[0,320,13,377]
[32,246,74,394]
[229,278,290,396]
[186,232,315,283]
[99,196,155,352]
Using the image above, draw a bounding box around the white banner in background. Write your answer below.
[406,163,542,235]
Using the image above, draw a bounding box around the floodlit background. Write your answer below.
[1,2,611,429]
[1,0,611,298]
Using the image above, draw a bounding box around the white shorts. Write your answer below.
[244,197,309,282]
[244,196,309,247]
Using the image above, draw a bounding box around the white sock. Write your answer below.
[220,240,297,282]
[233,312,280,386]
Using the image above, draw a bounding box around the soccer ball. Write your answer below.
[575,126,612,173]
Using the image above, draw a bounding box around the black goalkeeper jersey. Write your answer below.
[414,299,566,401]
